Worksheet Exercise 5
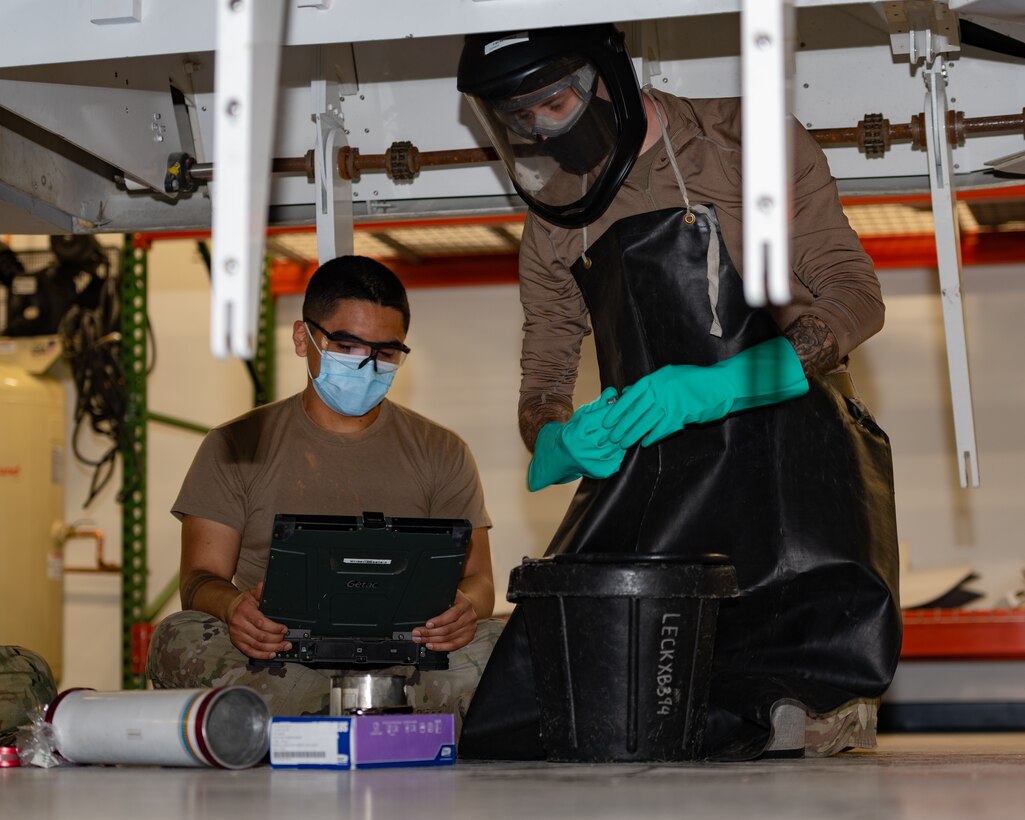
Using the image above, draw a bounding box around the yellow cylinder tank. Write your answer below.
[0,347,65,682]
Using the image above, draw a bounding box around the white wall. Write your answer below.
[857,263,1025,605]
[27,238,1025,690]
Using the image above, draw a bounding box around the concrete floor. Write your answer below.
[3,734,1025,820]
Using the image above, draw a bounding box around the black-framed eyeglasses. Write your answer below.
[304,318,410,371]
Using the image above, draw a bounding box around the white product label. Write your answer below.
[342,558,391,565]
[271,721,349,767]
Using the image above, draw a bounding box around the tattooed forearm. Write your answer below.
[784,314,840,376]
[518,398,573,451]
[180,571,228,611]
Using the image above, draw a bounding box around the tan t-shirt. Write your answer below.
[172,394,491,590]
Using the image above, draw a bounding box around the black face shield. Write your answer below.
[458,24,647,228]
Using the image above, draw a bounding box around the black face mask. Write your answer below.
[542,96,617,175]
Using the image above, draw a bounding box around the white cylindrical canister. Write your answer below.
[46,687,270,769]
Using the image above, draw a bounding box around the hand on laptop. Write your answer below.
[226,582,293,660]
[411,589,478,652]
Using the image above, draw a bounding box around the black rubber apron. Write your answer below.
[460,203,902,761]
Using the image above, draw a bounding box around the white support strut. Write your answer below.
[311,54,354,265]
[741,0,794,308]
[210,0,286,359]
[923,56,980,488]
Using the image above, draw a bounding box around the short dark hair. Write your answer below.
[302,255,410,331]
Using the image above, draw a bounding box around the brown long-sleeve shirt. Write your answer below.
[517,90,883,446]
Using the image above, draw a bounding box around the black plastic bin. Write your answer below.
[508,553,739,762]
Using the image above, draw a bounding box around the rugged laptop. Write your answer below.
[256,511,471,670]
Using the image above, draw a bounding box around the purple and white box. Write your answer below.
[270,714,456,769]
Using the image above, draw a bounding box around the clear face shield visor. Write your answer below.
[464,58,619,212]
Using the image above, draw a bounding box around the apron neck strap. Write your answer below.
[643,87,693,217]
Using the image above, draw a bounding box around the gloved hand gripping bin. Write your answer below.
[508,553,738,762]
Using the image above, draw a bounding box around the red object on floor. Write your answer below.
[0,746,21,767]
[900,609,1025,660]
[130,622,156,676]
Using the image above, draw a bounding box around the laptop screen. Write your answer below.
[259,512,471,639]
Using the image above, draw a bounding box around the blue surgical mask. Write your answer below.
[307,349,398,417]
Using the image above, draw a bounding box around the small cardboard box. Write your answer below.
[270,714,456,769]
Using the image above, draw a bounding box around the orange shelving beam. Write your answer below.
[901,609,1025,661]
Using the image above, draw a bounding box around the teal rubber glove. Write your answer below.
[527,387,627,492]
[602,336,809,448]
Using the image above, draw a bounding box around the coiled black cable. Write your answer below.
[57,250,156,507]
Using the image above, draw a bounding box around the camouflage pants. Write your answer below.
[0,646,57,743]
[146,611,505,738]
